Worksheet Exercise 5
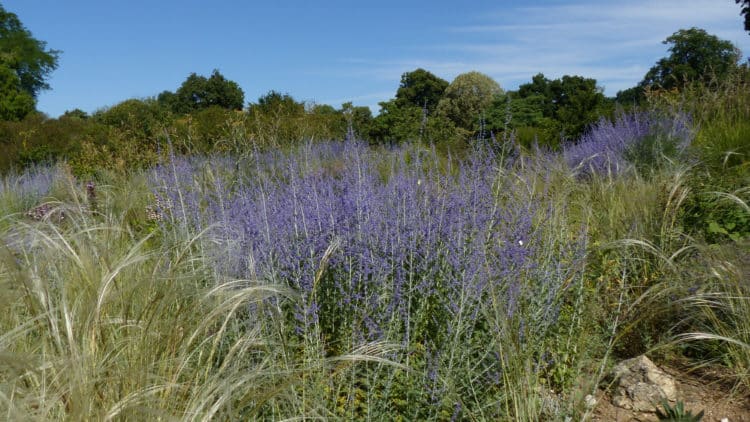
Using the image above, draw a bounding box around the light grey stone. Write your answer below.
[610,355,677,412]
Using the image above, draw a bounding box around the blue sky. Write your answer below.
[5,0,750,117]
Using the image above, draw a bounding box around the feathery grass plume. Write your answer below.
[0,183,374,419]
[672,233,750,390]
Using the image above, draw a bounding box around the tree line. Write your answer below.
[0,3,748,174]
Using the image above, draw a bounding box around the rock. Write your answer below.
[585,394,597,409]
[610,355,677,412]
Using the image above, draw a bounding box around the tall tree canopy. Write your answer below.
[159,70,244,114]
[0,5,59,98]
[512,73,609,141]
[0,64,34,120]
[640,27,741,90]
[0,4,59,120]
[436,71,503,131]
[249,90,304,115]
[394,68,449,114]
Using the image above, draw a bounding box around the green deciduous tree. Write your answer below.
[551,75,611,139]
[0,4,59,120]
[614,86,645,106]
[94,98,171,140]
[640,27,741,90]
[159,70,244,114]
[340,101,373,139]
[0,64,34,120]
[246,91,308,146]
[395,68,449,113]
[0,5,59,98]
[435,71,503,131]
[60,108,89,120]
[486,91,560,147]
[508,73,609,142]
[250,90,304,116]
[369,99,423,144]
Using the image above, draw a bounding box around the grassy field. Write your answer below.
[1,78,748,420]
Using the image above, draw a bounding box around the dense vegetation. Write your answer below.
[1,3,749,420]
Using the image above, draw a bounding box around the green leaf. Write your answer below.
[707,221,728,234]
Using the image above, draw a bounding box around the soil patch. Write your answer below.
[592,361,750,421]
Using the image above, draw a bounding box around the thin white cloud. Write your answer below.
[334,0,749,101]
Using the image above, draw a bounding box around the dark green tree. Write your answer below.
[615,86,645,106]
[517,73,555,117]
[640,28,741,90]
[395,68,449,113]
[250,90,305,115]
[156,90,179,112]
[550,75,611,139]
[203,70,244,109]
[0,5,59,120]
[369,99,423,144]
[486,91,560,147]
[94,98,171,139]
[737,0,750,33]
[340,101,373,139]
[161,69,244,113]
[60,108,89,120]
[246,91,308,146]
[512,73,609,141]
[0,64,34,120]
[0,5,59,99]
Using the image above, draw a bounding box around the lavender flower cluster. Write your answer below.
[151,141,585,351]
[0,164,56,200]
[564,111,693,177]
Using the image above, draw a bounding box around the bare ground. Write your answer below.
[592,361,750,422]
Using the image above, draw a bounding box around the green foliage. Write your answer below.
[86,98,173,171]
[0,5,59,120]
[93,97,171,139]
[0,64,34,120]
[615,86,646,106]
[641,28,741,91]
[0,4,59,99]
[488,73,610,144]
[683,173,749,244]
[552,75,613,138]
[525,73,610,141]
[341,101,373,139]
[248,90,308,146]
[623,132,684,177]
[486,92,560,147]
[0,112,110,173]
[160,69,244,114]
[170,106,238,153]
[394,68,448,113]
[435,71,503,131]
[251,90,304,115]
[647,66,750,243]
[655,400,704,421]
[60,108,89,120]
[370,99,423,143]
